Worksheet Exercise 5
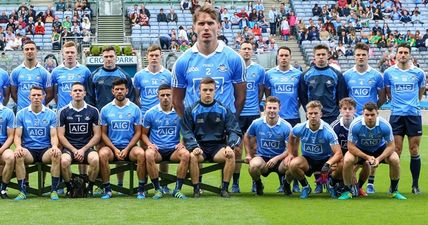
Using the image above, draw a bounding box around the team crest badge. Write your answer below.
[217,64,228,72]
[85,116,90,121]
[42,119,48,124]
[127,113,132,118]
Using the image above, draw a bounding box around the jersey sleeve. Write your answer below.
[85,71,97,107]
[6,110,15,129]
[418,69,426,88]
[10,69,18,87]
[376,72,384,90]
[43,69,52,88]
[142,110,152,128]
[134,106,142,125]
[59,108,66,127]
[264,72,272,89]
[383,71,391,87]
[1,70,10,88]
[298,73,308,110]
[49,111,57,128]
[15,111,24,128]
[172,57,188,88]
[348,121,359,144]
[225,107,243,148]
[133,73,142,91]
[100,107,108,126]
[327,128,339,145]
[231,54,246,84]
[180,106,199,151]
[382,121,394,143]
[246,120,257,137]
[51,69,58,86]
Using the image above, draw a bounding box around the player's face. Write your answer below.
[102,50,117,70]
[277,48,291,68]
[396,47,411,64]
[70,84,86,101]
[29,89,44,106]
[112,84,128,102]
[363,109,378,127]
[314,49,329,67]
[63,46,77,65]
[194,12,220,44]
[340,104,355,121]
[239,43,253,61]
[265,102,280,120]
[306,107,322,126]
[354,49,368,67]
[158,89,172,107]
[147,49,161,66]
[200,83,216,104]
[23,43,37,61]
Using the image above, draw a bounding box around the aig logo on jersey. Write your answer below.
[21,82,39,90]
[61,82,74,92]
[28,127,46,136]
[246,81,255,90]
[303,144,322,154]
[111,120,130,131]
[261,139,280,149]
[157,126,176,136]
[144,86,158,96]
[395,83,414,92]
[361,138,381,146]
[274,83,293,93]
[351,87,370,97]
[69,123,88,134]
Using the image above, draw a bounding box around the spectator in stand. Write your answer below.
[51,29,61,49]
[393,0,402,9]
[422,29,428,42]
[254,0,264,12]
[129,4,140,21]
[373,8,384,20]
[257,10,265,22]
[0,11,8,23]
[17,5,28,19]
[268,6,277,36]
[312,4,322,17]
[34,21,45,35]
[280,17,290,41]
[411,11,423,24]
[81,17,91,31]
[138,13,150,26]
[0,26,5,51]
[190,0,200,14]
[167,9,178,23]
[372,20,382,34]
[382,0,394,13]
[390,7,401,20]
[335,42,346,57]
[56,0,66,12]
[157,8,167,22]
[52,16,62,33]
[399,10,412,23]
[249,9,258,27]
[267,37,278,52]
[319,27,331,41]
[4,29,15,50]
[74,0,83,11]
[140,4,151,18]
[369,30,382,44]
[222,17,232,30]
[252,23,262,38]
[377,35,387,48]
[220,8,230,22]
[9,10,18,21]
[63,16,72,31]
[71,27,81,37]
[16,24,26,36]
[307,26,320,41]
[61,27,71,38]
[181,0,191,10]
[289,11,297,37]
[387,33,396,47]
[71,22,81,34]
[28,5,36,20]
[6,18,16,32]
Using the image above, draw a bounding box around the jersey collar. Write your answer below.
[274,65,295,73]
[191,40,226,54]
[143,66,165,74]
[111,98,130,107]
[262,117,281,127]
[156,104,175,114]
[305,120,324,130]
[246,61,256,69]
[28,105,47,113]
[361,116,380,127]
[59,62,81,70]
[20,62,43,70]
[393,63,416,71]
[67,101,88,111]
[351,65,373,74]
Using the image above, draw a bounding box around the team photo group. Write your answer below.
[0,5,425,201]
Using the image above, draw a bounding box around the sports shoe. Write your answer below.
[50,191,59,200]
[300,186,312,199]
[350,184,359,197]
[231,183,240,193]
[220,190,230,198]
[283,183,292,196]
[412,186,421,195]
[136,192,146,199]
[161,185,171,194]
[292,182,301,193]
[57,188,65,195]
[0,190,9,199]
[101,192,112,199]
[391,191,407,200]
[193,191,201,198]
[251,181,256,193]
[172,190,188,199]
[93,186,104,196]
[14,192,27,201]
[327,183,337,198]
[314,183,323,194]
[366,183,375,194]
[152,189,164,200]
[255,180,264,196]
[276,184,284,193]
[358,188,368,197]
[338,191,352,200]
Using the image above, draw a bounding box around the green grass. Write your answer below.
[1,128,428,225]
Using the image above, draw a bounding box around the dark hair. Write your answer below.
[277,46,291,55]
[23,40,37,47]
[200,77,216,86]
[313,44,330,52]
[363,102,378,111]
[158,84,171,92]
[266,96,280,106]
[71,82,85,89]
[112,78,128,87]
[30,85,44,92]
[102,45,116,54]
[396,43,411,53]
[354,42,369,52]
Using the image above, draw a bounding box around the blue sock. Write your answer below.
[193,183,200,193]
[175,178,184,191]
[151,178,160,190]
[18,179,26,194]
[104,182,111,193]
[138,179,146,193]
[233,173,240,185]
[410,155,421,187]
[51,176,60,192]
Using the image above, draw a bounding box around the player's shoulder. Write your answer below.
[86,103,100,114]
[330,118,341,129]
[11,64,25,74]
[278,118,293,130]
[0,106,14,115]
[0,67,8,75]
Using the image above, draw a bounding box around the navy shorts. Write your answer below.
[62,148,96,164]
[357,144,387,165]
[159,149,175,161]
[239,115,260,133]
[302,156,329,177]
[284,118,301,127]
[260,156,283,176]
[389,115,422,137]
[200,143,226,162]
[29,148,50,163]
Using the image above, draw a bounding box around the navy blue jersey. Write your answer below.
[181,100,242,151]
[331,117,350,153]
[85,66,135,110]
[299,65,348,118]
[58,102,100,149]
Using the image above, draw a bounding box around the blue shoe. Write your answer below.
[276,184,284,193]
[57,188,65,195]
[366,184,375,194]
[137,192,146,199]
[327,184,337,198]
[152,189,164,200]
[390,191,407,200]
[231,184,240,193]
[292,182,301,193]
[314,183,323,194]
[101,192,112,199]
[338,191,352,200]
[14,192,27,201]
[161,185,171,194]
[50,191,59,200]
[251,181,256,193]
[172,190,188,199]
[300,186,312,199]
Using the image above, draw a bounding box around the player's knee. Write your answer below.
[179,150,190,162]
[409,146,419,156]
[145,149,155,162]
[2,151,15,164]
[61,157,71,168]
[98,149,110,160]
[189,153,199,163]
[15,156,25,164]
[88,154,99,166]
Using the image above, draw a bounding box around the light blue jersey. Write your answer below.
[100,99,142,149]
[265,66,301,119]
[292,120,339,160]
[247,117,292,158]
[143,104,180,151]
[0,104,15,144]
[384,65,426,116]
[241,62,265,116]
[51,63,91,109]
[0,68,10,105]
[344,66,384,116]
[172,41,246,113]
[134,67,172,115]
[348,116,393,153]
[16,105,56,150]
[10,63,51,111]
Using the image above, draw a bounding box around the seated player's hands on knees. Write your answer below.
[51,146,61,157]
[367,156,378,168]
[245,155,252,164]
[233,146,241,154]
[283,155,294,166]
[148,143,159,151]
[118,149,129,160]
[74,149,85,162]
[266,157,279,168]
[192,148,202,156]
[224,146,234,159]
[114,149,122,160]
[175,143,185,150]
[14,147,25,158]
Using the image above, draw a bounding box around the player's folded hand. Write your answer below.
[244,155,252,164]
[225,147,234,158]
[51,147,61,157]
[74,150,84,162]
[192,148,202,156]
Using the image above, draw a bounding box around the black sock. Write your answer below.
[293,179,299,186]
[65,181,73,190]
[410,155,421,188]
[25,181,30,188]
[118,180,123,187]
[368,175,375,185]
[87,181,94,192]
[104,182,111,193]
[390,179,399,193]
[1,182,8,191]
[193,183,200,193]
[299,178,308,187]
[278,174,284,185]
[222,181,230,191]
[51,177,60,192]
[175,178,184,191]
[18,180,26,194]
[151,178,161,190]
[138,179,146,193]
[232,173,240,185]
[358,179,365,189]
[199,175,202,183]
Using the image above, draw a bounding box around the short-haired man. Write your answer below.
[234,41,265,193]
[0,101,15,199]
[14,86,61,200]
[52,41,92,109]
[286,101,343,199]
[98,78,145,199]
[172,5,246,118]
[58,82,100,196]
[245,96,292,196]
[143,84,190,199]
[11,40,53,111]
[384,43,426,194]
[331,97,369,197]
[339,102,406,200]
[181,77,242,198]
